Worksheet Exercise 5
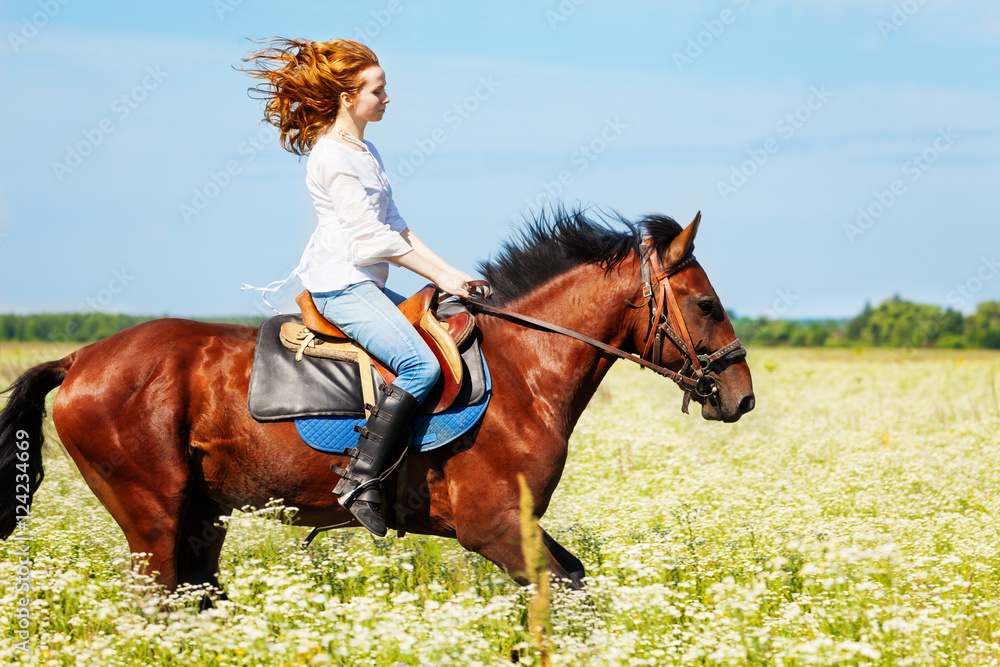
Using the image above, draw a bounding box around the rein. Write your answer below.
[464,239,746,414]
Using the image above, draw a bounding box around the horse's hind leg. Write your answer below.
[176,491,232,606]
[52,359,197,592]
[72,462,189,590]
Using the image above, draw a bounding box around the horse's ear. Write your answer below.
[665,211,701,265]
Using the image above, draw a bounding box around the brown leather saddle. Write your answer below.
[283,287,476,414]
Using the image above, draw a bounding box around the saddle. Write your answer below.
[279,287,476,414]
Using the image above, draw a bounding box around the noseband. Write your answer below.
[465,237,746,414]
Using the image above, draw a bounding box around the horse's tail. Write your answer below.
[0,358,69,540]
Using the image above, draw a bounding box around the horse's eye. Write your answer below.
[698,301,714,315]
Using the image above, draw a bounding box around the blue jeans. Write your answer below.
[310,282,441,404]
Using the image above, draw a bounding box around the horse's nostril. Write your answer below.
[739,394,755,414]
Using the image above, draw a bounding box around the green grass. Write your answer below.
[2,343,1000,665]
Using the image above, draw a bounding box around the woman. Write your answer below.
[244,38,473,537]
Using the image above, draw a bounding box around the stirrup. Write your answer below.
[336,477,381,508]
[344,499,388,537]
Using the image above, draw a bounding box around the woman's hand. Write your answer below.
[435,268,474,299]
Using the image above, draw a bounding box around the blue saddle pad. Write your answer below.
[295,351,491,454]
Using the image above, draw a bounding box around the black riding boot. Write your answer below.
[332,384,419,537]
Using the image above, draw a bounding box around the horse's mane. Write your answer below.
[477,206,684,306]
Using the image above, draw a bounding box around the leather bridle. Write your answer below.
[628,238,746,413]
[464,237,747,414]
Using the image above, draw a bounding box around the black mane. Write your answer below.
[476,206,684,306]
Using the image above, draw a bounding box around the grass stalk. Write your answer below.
[518,473,551,667]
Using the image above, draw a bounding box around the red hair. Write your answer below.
[243,38,379,156]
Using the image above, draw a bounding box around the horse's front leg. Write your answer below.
[541,529,585,589]
[454,507,586,589]
[448,456,586,590]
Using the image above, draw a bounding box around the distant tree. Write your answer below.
[845,301,872,342]
[844,295,961,348]
[964,301,1000,349]
[732,316,843,347]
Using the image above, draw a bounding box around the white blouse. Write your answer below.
[298,136,411,292]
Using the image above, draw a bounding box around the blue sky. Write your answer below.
[1,0,997,319]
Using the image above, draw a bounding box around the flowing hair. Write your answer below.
[242,38,379,156]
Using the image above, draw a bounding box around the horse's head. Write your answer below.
[628,213,755,423]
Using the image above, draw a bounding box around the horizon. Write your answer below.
[1,291,995,323]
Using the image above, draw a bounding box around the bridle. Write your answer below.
[463,238,747,414]
[628,238,746,413]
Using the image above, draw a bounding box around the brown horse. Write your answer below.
[0,209,753,595]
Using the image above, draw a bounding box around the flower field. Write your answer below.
[2,343,1000,666]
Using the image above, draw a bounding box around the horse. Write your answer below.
[0,208,754,596]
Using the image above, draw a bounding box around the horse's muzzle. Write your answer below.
[696,365,755,423]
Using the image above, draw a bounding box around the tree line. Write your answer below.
[1,297,999,348]
[0,313,265,343]
[731,296,1000,348]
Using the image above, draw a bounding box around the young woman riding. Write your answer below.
[244,38,473,537]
